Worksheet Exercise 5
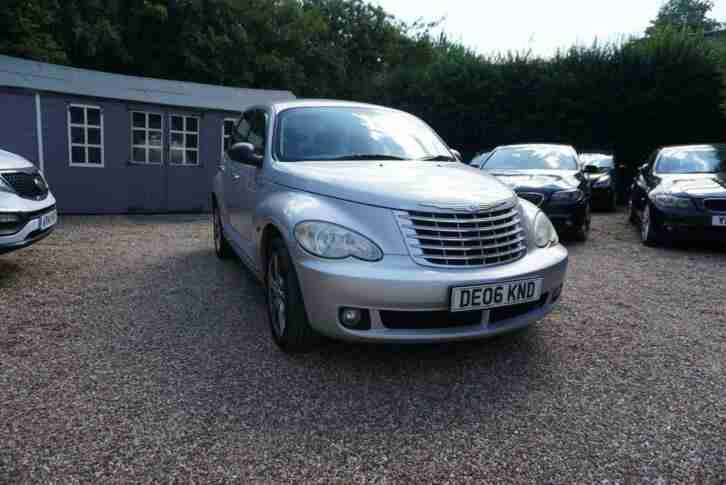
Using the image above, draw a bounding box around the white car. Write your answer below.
[0,149,57,255]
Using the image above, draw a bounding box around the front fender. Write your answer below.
[253,184,409,270]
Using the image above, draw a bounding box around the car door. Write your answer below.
[632,150,657,214]
[222,114,249,244]
[236,109,268,259]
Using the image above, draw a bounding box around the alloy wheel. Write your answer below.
[267,252,287,337]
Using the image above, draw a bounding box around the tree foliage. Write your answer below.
[0,0,724,172]
[645,0,722,36]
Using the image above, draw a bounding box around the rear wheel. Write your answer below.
[640,203,660,246]
[266,237,319,352]
[213,202,233,259]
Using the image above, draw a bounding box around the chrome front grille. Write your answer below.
[517,192,545,207]
[396,202,527,267]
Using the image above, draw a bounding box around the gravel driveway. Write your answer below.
[1,212,725,484]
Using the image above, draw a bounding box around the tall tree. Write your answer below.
[645,0,722,36]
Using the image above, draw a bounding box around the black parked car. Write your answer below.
[481,144,592,241]
[580,153,618,211]
[629,144,726,246]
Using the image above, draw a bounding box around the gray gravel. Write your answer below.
[1,211,725,484]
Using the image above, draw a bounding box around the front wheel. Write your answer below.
[266,237,319,353]
[572,203,591,242]
[640,203,660,246]
[213,203,233,259]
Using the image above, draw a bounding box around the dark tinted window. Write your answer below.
[656,146,726,174]
[580,154,613,168]
[235,110,267,154]
[483,146,578,170]
[274,107,451,162]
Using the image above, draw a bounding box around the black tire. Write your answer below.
[213,202,233,259]
[628,193,638,224]
[266,237,319,352]
[607,189,618,212]
[572,202,591,242]
[640,203,660,247]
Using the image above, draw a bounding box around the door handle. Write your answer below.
[232,174,241,181]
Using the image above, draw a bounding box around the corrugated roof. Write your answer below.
[0,55,295,112]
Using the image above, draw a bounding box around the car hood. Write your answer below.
[483,169,581,192]
[269,161,516,211]
[0,149,35,171]
[655,173,726,198]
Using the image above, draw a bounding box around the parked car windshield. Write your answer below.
[482,146,578,171]
[275,107,453,162]
[656,146,726,174]
[580,154,613,168]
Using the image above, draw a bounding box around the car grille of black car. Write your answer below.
[517,192,545,207]
[1,172,48,200]
[704,198,726,212]
[396,202,526,267]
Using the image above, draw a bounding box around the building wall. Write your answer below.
[0,88,39,165]
[34,92,239,214]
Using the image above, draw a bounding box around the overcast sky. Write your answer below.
[373,0,726,57]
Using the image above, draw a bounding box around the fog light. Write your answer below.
[341,308,362,327]
[339,307,371,330]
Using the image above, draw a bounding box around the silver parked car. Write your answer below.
[212,100,567,351]
[0,149,57,255]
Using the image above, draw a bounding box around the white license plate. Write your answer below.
[40,210,57,230]
[451,278,543,312]
[713,215,726,226]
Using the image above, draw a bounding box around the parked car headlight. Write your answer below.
[294,221,383,261]
[533,211,558,248]
[550,189,583,203]
[652,194,693,210]
[592,175,611,188]
[0,175,13,194]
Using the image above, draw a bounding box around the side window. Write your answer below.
[68,104,104,167]
[222,118,237,157]
[247,110,267,154]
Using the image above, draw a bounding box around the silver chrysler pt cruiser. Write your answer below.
[212,100,568,352]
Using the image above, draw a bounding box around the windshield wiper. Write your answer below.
[418,155,457,161]
[327,154,408,161]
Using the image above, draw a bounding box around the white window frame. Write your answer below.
[221,117,237,158]
[169,114,200,166]
[130,111,164,165]
[68,104,104,168]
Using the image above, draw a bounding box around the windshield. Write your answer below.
[580,154,613,168]
[482,146,578,171]
[274,107,453,162]
[656,146,726,174]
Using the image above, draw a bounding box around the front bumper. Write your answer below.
[0,205,57,255]
[543,199,588,229]
[655,207,726,241]
[293,244,568,343]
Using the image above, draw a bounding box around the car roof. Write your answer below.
[492,143,576,151]
[658,143,726,155]
[261,99,409,115]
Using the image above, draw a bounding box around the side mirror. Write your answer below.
[450,149,462,161]
[639,163,649,175]
[228,142,262,167]
[582,164,600,174]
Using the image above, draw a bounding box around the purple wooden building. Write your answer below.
[0,55,294,213]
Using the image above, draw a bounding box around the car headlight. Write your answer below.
[294,221,383,261]
[533,211,558,248]
[0,175,13,194]
[592,175,611,188]
[550,189,583,203]
[653,194,693,209]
